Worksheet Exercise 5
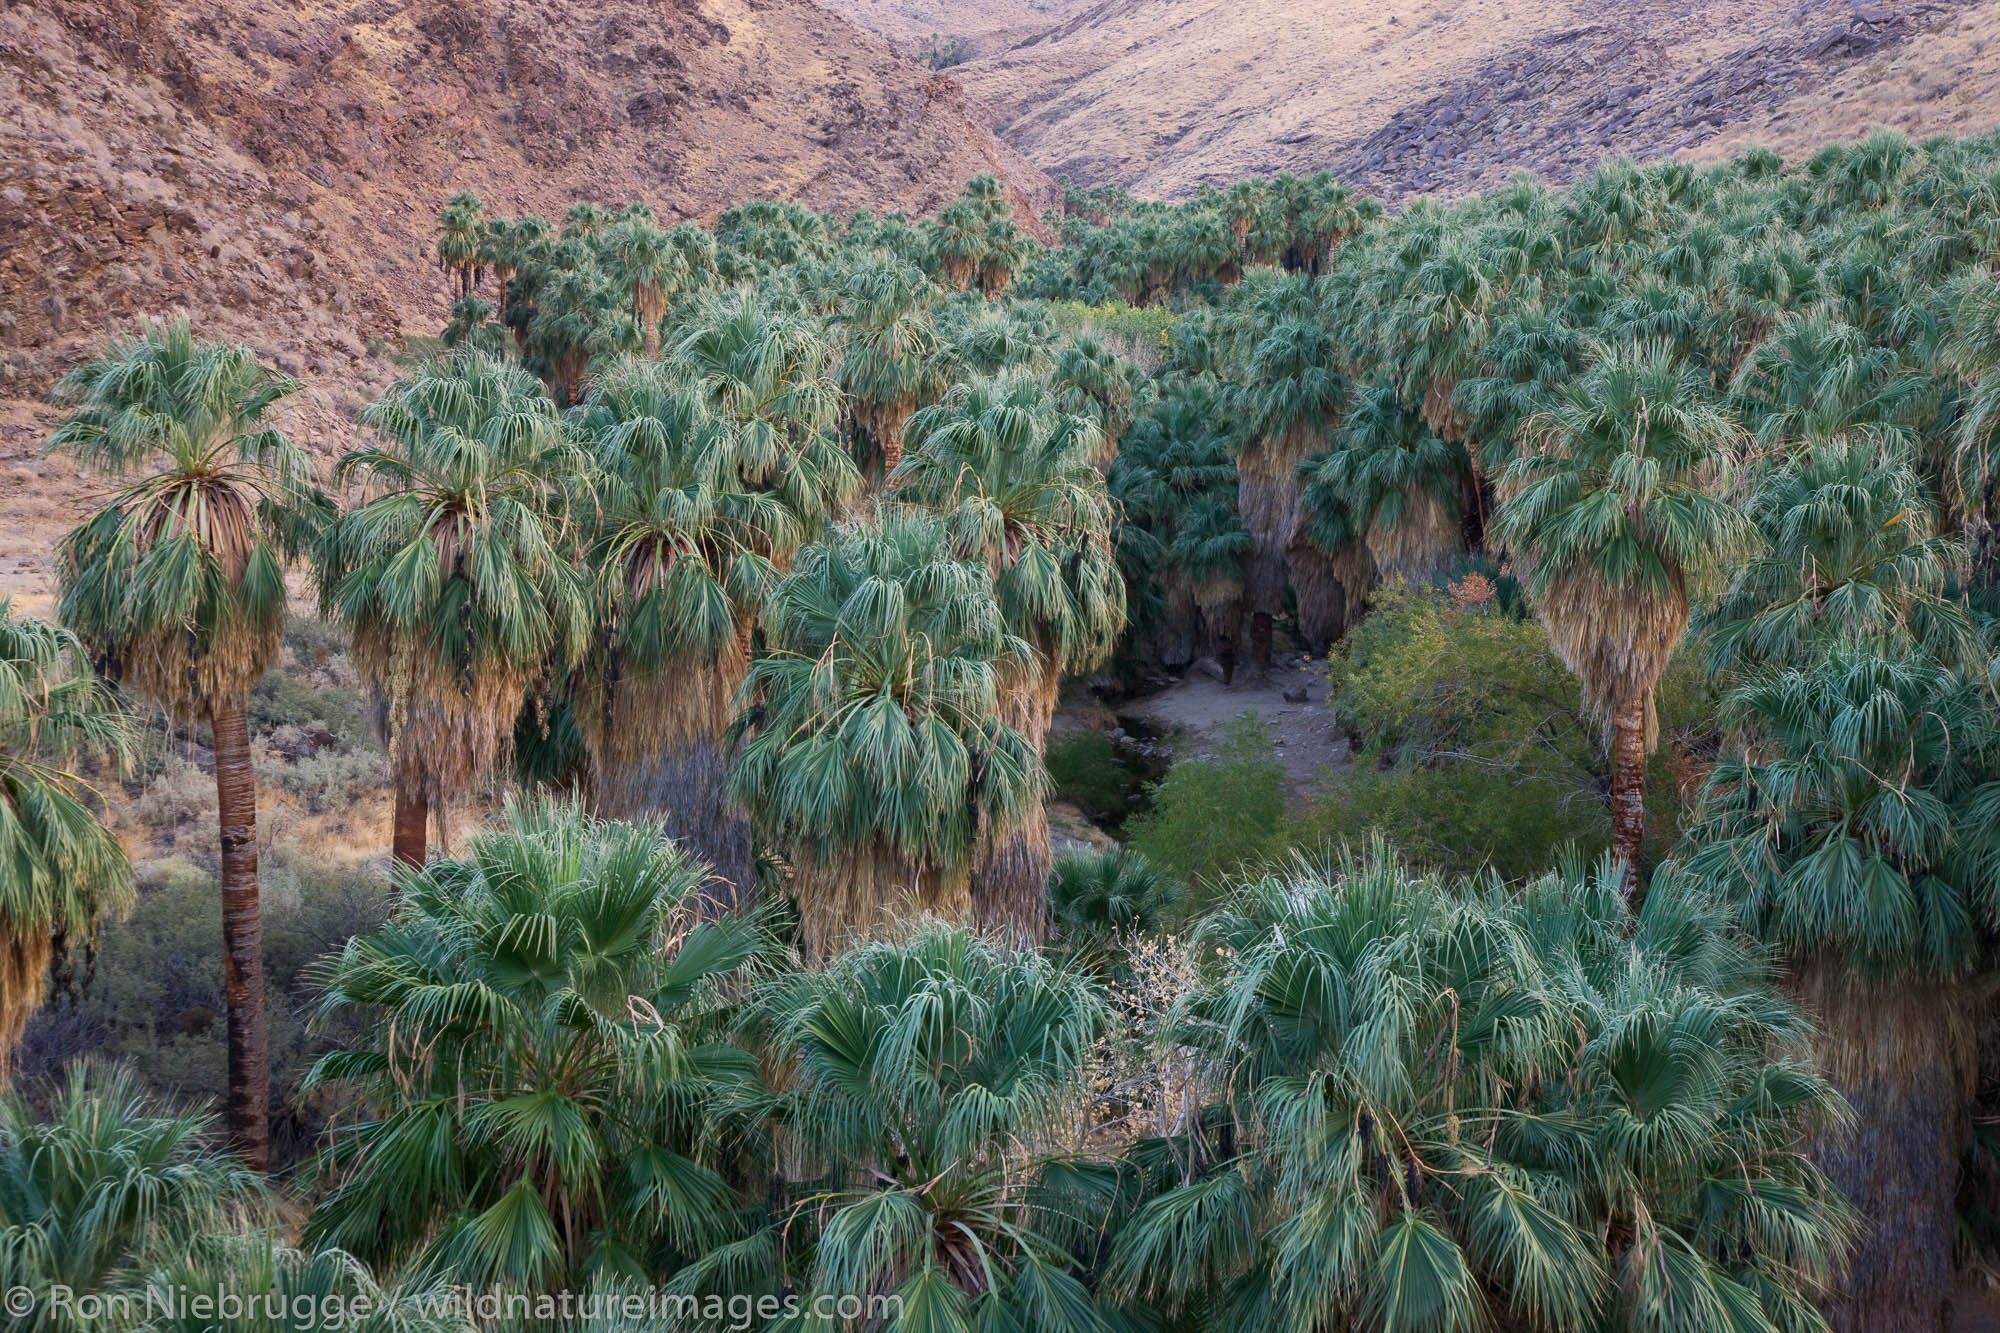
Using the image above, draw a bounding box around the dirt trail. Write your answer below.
[1122,658,1349,805]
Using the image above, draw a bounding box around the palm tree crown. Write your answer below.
[0,605,132,1075]
[306,799,763,1289]
[729,507,1038,957]
[49,316,314,717]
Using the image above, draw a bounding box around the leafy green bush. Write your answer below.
[1045,729,1137,826]
[1315,582,1702,877]
[1048,300,1176,365]
[1292,764,1602,879]
[1126,714,1288,896]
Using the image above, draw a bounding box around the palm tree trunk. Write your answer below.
[971,805,1050,947]
[391,780,428,869]
[799,844,958,964]
[1794,963,1978,1333]
[1285,533,1350,653]
[608,738,755,915]
[1610,689,1647,904]
[1249,612,1273,672]
[879,401,910,478]
[0,931,53,1087]
[210,694,270,1171]
[970,669,1057,946]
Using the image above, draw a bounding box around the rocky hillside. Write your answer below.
[1,0,1053,398]
[0,0,1054,610]
[818,0,1082,50]
[842,0,2000,201]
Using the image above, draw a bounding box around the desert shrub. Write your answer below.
[248,616,371,746]
[16,854,391,1166]
[1049,300,1176,365]
[123,756,217,836]
[1332,579,1590,764]
[1125,714,1288,896]
[249,672,369,749]
[1291,764,1602,879]
[259,736,388,814]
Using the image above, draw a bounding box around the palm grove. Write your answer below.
[2,130,1998,1331]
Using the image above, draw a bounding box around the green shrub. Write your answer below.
[1049,847,1184,963]
[1291,765,1602,879]
[1048,301,1176,365]
[1317,582,1703,877]
[1126,714,1288,898]
[248,671,369,746]
[259,736,387,813]
[1045,728,1136,825]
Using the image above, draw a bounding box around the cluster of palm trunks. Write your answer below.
[7,131,2000,1330]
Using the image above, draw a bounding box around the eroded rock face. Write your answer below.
[866,0,1998,202]
[0,0,1054,403]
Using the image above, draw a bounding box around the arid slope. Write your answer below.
[842,0,2000,200]
[0,0,1054,609]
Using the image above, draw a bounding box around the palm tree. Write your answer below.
[896,374,1126,942]
[573,357,848,905]
[750,925,1107,1330]
[1941,271,2000,584]
[1674,648,2000,1333]
[1700,441,1979,675]
[1052,336,1135,471]
[978,217,1030,298]
[319,352,588,869]
[1048,847,1182,972]
[729,507,1038,960]
[927,199,991,293]
[1302,380,1472,584]
[598,216,689,357]
[0,604,131,1078]
[665,289,845,484]
[0,1063,265,1317]
[1222,180,1266,269]
[1227,277,1350,661]
[433,192,485,301]
[145,1241,465,1333]
[833,258,948,480]
[478,214,523,322]
[1110,379,1250,666]
[1496,343,1753,899]
[46,317,318,1169]
[1109,848,1854,1333]
[307,798,763,1291]
[523,258,640,406]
